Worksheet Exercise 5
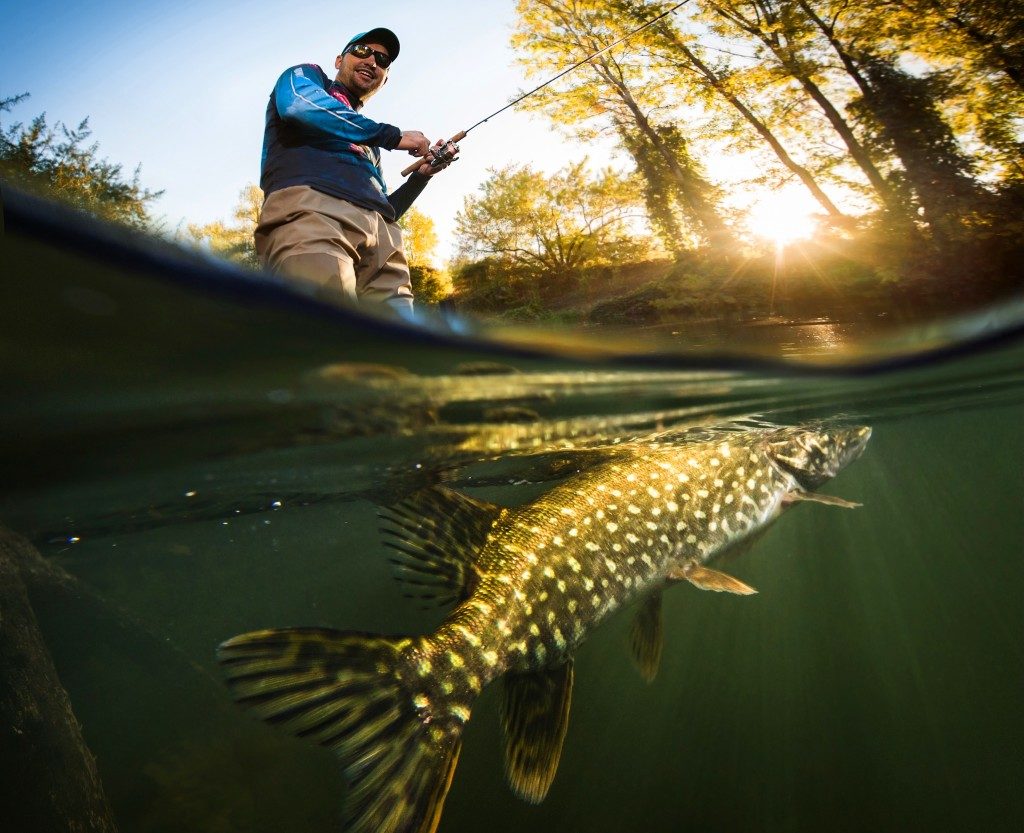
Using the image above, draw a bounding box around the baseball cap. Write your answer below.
[344,28,400,63]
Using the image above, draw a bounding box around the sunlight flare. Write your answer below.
[746,187,819,247]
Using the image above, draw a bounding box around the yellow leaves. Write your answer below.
[398,207,439,268]
[185,183,262,268]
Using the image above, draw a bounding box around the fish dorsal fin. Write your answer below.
[500,661,575,804]
[629,591,664,683]
[671,563,758,595]
[380,486,505,607]
[784,490,862,509]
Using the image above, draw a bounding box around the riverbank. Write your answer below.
[449,228,1023,330]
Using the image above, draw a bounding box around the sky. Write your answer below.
[1,0,625,261]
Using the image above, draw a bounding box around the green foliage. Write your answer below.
[450,256,539,313]
[0,93,162,229]
[513,1,1023,232]
[185,184,262,268]
[409,264,453,305]
[453,160,650,309]
[847,57,989,234]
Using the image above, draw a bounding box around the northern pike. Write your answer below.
[218,421,871,833]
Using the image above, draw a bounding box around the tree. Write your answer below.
[701,1,906,214]
[455,161,648,284]
[397,207,452,304]
[398,206,439,267]
[0,93,161,229]
[185,184,262,268]
[850,0,1024,188]
[618,120,690,251]
[846,56,988,236]
[902,0,1024,89]
[791,2,988,234]
[512,0,736,250]
[634,1,847,220]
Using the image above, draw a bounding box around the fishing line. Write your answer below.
[402,0,693,175]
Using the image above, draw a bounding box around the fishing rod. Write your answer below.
[401,0,692,176]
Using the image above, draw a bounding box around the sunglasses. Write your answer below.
[344,43,392,69]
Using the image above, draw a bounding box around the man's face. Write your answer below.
[335,42,389,98]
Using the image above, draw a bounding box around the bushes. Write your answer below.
[409,264,453,306]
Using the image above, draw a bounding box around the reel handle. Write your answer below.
[401,130,467,177]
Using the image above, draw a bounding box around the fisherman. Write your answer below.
[254,27,455,316]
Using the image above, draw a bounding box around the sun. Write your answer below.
[745,186,820,247]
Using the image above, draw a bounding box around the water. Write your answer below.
[2,194,1023,832]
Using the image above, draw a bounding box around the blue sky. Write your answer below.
[1,0,619,260]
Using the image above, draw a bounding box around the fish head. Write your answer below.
[762,424,872,489]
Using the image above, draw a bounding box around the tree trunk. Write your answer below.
[709,0,905,214]
[797,0,983,236]
[529,0,734,248]
[596,57,735,248]
[617,122,690,254]
[0,527,120,833]
[658,24,846,219]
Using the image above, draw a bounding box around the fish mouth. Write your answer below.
[766,424,872,489]
[829,425,871,474]
[843,426,873,464]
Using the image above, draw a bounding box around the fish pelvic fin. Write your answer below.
[673,564,758,595]
[629,591,664,683]
[500,661,575,804]
[217,628,465,833]
[784,490,862,509]
[380,486,506,607]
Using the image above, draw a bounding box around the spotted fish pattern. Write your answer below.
[218,421,870,833]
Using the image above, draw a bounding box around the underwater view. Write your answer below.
[2,190,1022,833]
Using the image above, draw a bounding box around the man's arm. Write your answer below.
[387,140,459,220]
[388,173,431,221]
[273,65,402,148]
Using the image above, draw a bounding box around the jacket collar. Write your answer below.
[329,80,363,111]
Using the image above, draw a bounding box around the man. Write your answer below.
[255,27,454,316]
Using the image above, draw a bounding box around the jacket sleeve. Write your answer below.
[273,65,403,149]
[387,172,431,221]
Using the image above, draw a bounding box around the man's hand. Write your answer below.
[414,139,460,176]
[398,131,431,156]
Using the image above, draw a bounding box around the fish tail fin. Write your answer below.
[218,627,465,833]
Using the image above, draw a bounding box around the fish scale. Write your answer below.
[218,420,870,833]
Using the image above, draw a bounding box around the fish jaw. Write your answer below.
[763,425,871,490]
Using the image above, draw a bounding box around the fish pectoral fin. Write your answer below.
[217,628,464,833]
[500,660,574,804]
[380,486,506,607]
[670,564,758,595]
[784,490,862,509]
[629,591,664,683]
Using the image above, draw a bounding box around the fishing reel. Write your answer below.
[401,130,467,177]
[426,140,460,169]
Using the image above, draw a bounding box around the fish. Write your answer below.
[217,420,871,833]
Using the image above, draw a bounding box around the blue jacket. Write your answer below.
[260,64,425,222]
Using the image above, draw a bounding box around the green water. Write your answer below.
[2,207,1023,832]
